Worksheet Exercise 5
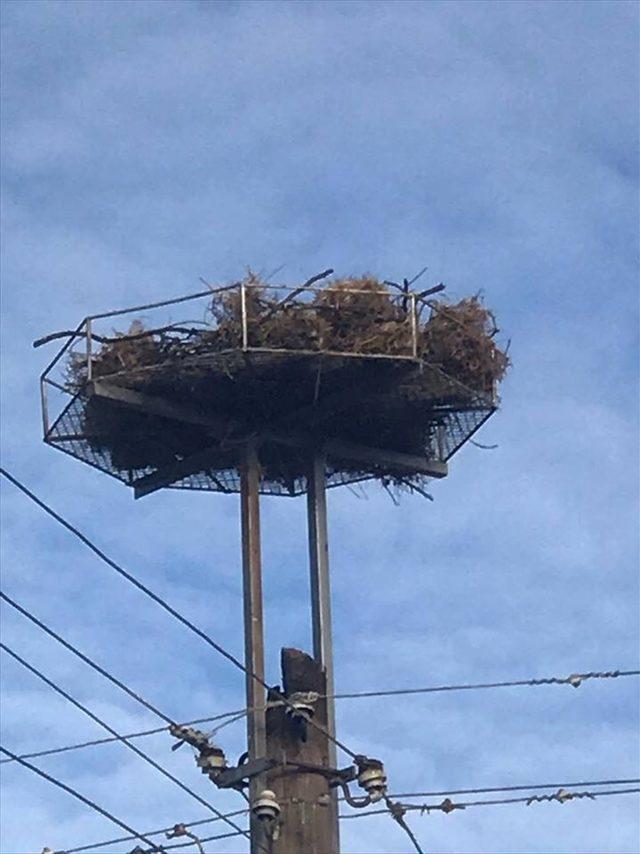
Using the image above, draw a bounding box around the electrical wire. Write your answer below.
[384,795,425,854]
[8,469,636,851]
[54,810,250,854]
[338,787,640,819]
[158,829,249,852]
[0,590,174,724]
[0,746,158,850]
[3,653,638,765]
[328,669,640,700]
[0,709,250,766]
[0,468,358,761]
[384,777,640,800]
[57,776,639,854]
[0,643,249,840]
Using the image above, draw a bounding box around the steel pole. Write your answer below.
[240,441,267,854]
[307,454,336,746]
[307,453,339,851]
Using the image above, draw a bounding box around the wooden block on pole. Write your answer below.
[266,648,338,854]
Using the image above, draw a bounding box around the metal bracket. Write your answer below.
[273,759,356,789]
[215,757,279,789]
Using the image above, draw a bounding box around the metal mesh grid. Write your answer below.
[44,380,494,497]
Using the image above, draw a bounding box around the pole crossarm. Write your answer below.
[88,380,235,436]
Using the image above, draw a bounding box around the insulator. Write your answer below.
[196,745,227,778]
[253,789,281,822]
[357,759,387,803]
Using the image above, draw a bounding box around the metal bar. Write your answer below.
[240,441,267,854]
[86,318,93,381]
[307,454,340,853]
[43,377,75,394]
[86,283,240,322]
[89,380,234,436]
[307,454,336,759]
[245,346,419,363]
[40,319,86,382]
[40,378,49,436]
[133,447,238,499]
[240,282,249,350]
[410,293,418,358]
[436,423,446,461]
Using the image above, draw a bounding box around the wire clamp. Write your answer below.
[169,723,210,751]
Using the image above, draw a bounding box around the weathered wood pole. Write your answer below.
[266,648,338,854]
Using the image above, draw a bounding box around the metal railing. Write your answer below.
[40,282,425,437]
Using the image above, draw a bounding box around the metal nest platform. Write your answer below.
[39,279,500,499]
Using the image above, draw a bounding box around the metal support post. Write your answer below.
[307,454,336,754]
[307,453,339,851]
[240,281,249,350]
[240,441,267,854]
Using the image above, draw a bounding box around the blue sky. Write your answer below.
[0,1,638,853]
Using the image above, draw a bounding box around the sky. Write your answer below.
[0,1,639,853]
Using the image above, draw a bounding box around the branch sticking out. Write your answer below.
[261,268,334,320]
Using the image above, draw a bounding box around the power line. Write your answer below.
[159,829,249,852]
[385,777,640,800]
[60,776,638,854]
[0,709,249,766]
[0,468,358,761]
[54,810,250,854]
[339,787,640,820]
[9,469,636,850]
[3,654,638,766]
[329,669,640,700]
[0,590,174,725]
[384,795,424,854]
[0,643,249,841]
[0,745,158,850]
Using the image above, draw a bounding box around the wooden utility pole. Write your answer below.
[265,648,337,854]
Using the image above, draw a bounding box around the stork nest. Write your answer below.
[62,275,508,495]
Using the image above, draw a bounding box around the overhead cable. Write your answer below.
[0,708,249,766]
[0,746,157,850]
[385,777,640,800]
[60,776,640,854]
[0,643,248,840]
[329,669,639,700]
[339,786,640,820]
[54,809,250,854]
[3,652,639,766]
[0,590,173,724]
[0,468,358,761]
